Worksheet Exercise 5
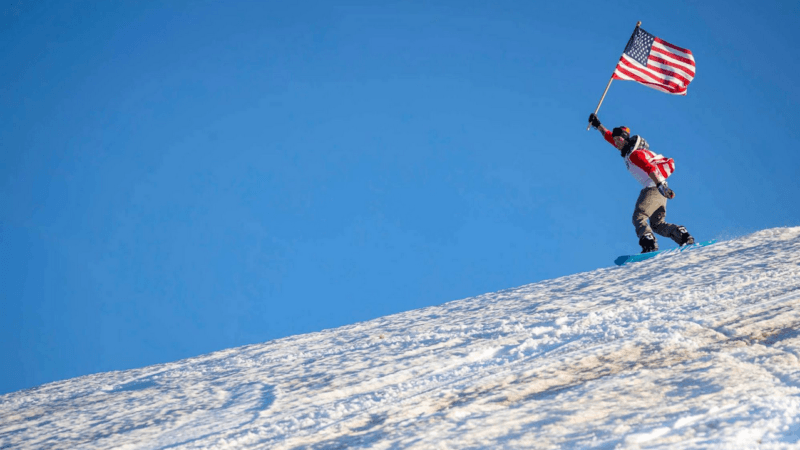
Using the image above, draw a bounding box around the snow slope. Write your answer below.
[2,227,800,449]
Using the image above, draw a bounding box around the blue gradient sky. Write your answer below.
[2,0,799,394]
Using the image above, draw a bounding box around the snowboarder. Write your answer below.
[588,113,694,253]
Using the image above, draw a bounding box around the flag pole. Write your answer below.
[586,21,641,131]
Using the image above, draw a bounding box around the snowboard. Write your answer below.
[614,240,717,266]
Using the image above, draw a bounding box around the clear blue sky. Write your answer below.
[2,0,798,395]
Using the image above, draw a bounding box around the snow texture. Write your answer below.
[2,227,800,449]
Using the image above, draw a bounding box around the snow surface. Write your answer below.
[3,227,800,449]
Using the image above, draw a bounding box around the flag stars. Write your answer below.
[624,28,655,66]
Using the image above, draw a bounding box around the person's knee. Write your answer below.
[650,207,666,227]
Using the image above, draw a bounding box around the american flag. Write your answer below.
[612,27,696,95]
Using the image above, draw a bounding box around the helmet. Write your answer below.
[612,126,630,140]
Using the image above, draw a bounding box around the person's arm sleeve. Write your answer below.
[602,130,616,146]
[629,150,657,174]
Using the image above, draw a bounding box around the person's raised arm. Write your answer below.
[589,113,613,146]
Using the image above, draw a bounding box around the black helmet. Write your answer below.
[612,126,630,140]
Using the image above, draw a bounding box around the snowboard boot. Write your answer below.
[639,232,658,253]
[676,226,695,246]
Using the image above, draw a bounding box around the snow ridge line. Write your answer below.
[247,257,800,445]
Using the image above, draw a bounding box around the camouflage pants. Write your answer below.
[632,187,683,244]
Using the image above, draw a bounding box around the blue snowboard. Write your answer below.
[615,240,717,266]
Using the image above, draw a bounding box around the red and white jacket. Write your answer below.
[604,131,675,188]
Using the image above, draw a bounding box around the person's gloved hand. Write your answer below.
[657,181,675,199]
[588,113,601,129]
